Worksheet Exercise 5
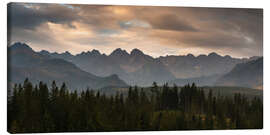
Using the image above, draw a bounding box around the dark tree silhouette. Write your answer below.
[7,79,263,133]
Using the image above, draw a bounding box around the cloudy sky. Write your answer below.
[8,3,263,58]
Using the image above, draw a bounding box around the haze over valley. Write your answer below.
[8,42,263,90]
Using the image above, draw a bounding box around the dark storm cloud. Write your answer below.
[199,8,263,46]
[147,7,263,57]
[8,3,79,30]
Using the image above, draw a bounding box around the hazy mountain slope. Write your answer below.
[127,60,176,86]
[215,57,263,89]
[73,51,126,77]
[158,53,247,78]
[8,42,128,90]
[168,74,222,87]
[39,45,259,87]
[40,48,174,86]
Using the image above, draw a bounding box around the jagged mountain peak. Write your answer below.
[63,51,72,55]
[197,54,207,59]
[224,55,232,59]
[40,50,50,55]
[208,52,220,57]
[52,51,74,57]
[110,48,129,57]
[131,48,144,56]
[91,49,101,55]
[187,53,195,58]
[10,42,33,51]
[78,49,101,56]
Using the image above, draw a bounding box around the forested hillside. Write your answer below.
[8,79,263,133]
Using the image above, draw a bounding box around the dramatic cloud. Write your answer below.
[8,3,79,29]
[7,3,263,58]
[147,14,197,32]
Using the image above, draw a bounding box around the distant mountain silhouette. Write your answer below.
[39,46,259,87]
[215,57,263,89]
[8,42,128,90]
[157,52,255,79]
[40,48,174,86]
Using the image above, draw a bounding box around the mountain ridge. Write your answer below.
[38,46,261,59]
[37,43,261,86]
[8,42,128,90]
[215,57,263,89]
[10,42,262,88]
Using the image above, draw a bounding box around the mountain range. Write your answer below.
[39,45,260,87]
[8,42,128,90]
[8,42,263,89]
[40,48,176,86]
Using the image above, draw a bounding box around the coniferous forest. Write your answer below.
[7,79,263,133]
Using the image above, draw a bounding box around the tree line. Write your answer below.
[7,79,263,133]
